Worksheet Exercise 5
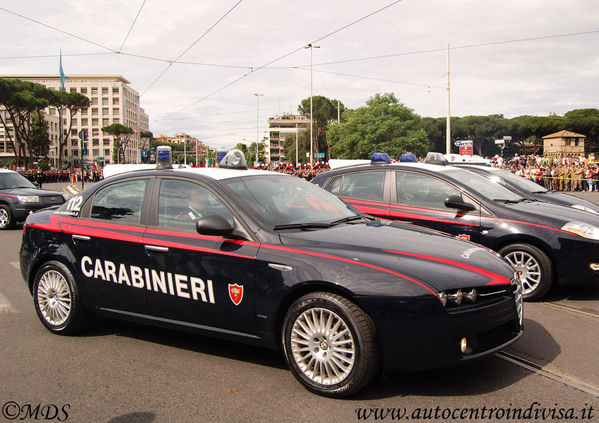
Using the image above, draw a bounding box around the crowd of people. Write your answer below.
[16,168,103,188]
[269,162,331,181]
[490,154,599,192]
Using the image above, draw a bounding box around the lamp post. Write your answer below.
[304,43,319,167]
[254,93,263,167]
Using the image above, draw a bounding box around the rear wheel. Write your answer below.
[33,261,87,335]
[0,205,14,229]
[282,292,379,397]
[499,243,553,301]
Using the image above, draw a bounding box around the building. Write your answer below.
[542,130,586,158]
[266,114,310,163]
[0,75,149,167]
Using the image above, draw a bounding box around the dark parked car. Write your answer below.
[312,154,599,301]
[20,149,522,397]
[449,164,599,215]
[0,169,65,229]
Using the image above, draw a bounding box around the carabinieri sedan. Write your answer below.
[20,148,522,397]
[312,153,599,301]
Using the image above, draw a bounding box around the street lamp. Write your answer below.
[254,93,263,167]
[304,43,320,167]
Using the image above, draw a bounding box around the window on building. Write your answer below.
[81,118,88,125]
[80,87,87,94]
[113,87,119,94]
[114,118,120,123]
[104,148,111,157]
[93,149,99,156]
[92,118,99,126]
[102,87,109,95]
[91,98,98,105]
[102,98,109,105]
[112,98,119,105]
[112,108,120,115]
[92,108,99,116]
[70,88,77,93]
[102,118,109,126]
[91,87,98,95]
[102,108,109,115]
[71,118,78,126]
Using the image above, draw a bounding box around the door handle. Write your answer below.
[72,234,90,242]
[144,245,169,253]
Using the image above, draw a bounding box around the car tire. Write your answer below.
[281,292,379,397]
[0,204,14,229]
[33,261,87,335]
[499,243,553,301]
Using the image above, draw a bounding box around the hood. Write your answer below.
[2,187,64,197]
[536,191,599,214]
[500,199,599,227]
[278,221,515,292]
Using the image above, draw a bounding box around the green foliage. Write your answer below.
[328,93,428,159]
[298,96,344,159]
[102,123,134,164]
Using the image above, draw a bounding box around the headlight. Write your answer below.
[571,204,599,215]
[17,195,40,203]
[561,221,599,240]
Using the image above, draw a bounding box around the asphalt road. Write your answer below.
[1,184,598,422]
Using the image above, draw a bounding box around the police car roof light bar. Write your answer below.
[371,152,391,164]
[156,146,173,170]
[219,149,248,170]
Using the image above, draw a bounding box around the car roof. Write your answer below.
[0,169,17,174]
[103,164,278,181]
[324,161,464,174]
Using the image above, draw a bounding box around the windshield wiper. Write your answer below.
[273,222,332,231]
[329,215,372,226]
[493,198,524,204]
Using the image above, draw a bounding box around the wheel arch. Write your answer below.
[492,234,557,281]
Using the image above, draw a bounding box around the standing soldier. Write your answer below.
[574,164,584,191]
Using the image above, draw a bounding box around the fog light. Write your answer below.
[464,288,477,302]
[460,337,468,353]
[590,263,599,271]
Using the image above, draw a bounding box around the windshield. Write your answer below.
[443,168,524,202]
[0,172,36,189]
[491,168,549,193]
[225,175,358,228]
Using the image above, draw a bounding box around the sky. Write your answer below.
[1,0,599,149]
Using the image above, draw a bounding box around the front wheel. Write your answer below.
[499,243,553,301]
[281,292,379,397]
[0,205,14,229]
[33,261,87,335]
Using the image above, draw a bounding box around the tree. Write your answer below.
[50,90,90,167]
[0,78,51,168]
[298,96,344,160]
[101,123,134,164]
[30,110,50,162]
[328,93,429,159]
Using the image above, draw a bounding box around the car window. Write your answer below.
[226,175,355,227]
[395,171,461,210]
[339,171,385,202]
[158,179,234,231]
[90,179,148,223]
[327,176,342,196]
[0,172,36,189]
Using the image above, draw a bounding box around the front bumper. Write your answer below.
[357,287,522,371]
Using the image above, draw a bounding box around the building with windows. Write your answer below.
[266,114,310,164]
[542,130,586,158]
[0,75,149,167]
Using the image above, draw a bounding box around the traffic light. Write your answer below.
[82,142,88,156]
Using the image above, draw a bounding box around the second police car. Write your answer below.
[312,153,599,301]
[20,148,522,397]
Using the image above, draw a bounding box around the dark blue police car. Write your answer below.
[312,153,599,301]
[20,148,522,397]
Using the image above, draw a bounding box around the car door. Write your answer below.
[390,170,482,243]
[330,170,391,217]
[141,177,258,336]
[74,177,151,315]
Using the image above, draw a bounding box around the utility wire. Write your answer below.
[165,0,404,119]
[311,29,599,67]
[0,6,116,53]
[141,0,243,96]
[118,0,149,53]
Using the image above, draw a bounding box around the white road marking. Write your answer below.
[0,290,16,313]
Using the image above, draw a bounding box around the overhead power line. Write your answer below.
[164,0,404,119]
[118,0,149,53]
[141,0,243,96]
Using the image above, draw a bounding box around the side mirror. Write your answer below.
[444,195,476,211]
[195,214,233,236]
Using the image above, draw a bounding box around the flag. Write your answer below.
[59,50,66,90]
